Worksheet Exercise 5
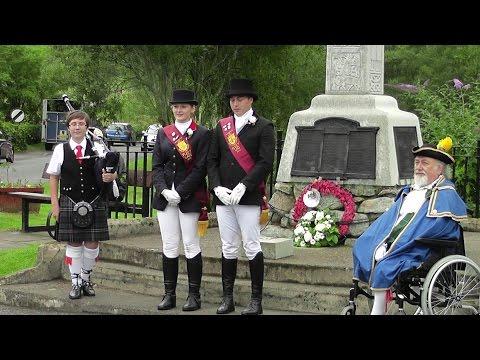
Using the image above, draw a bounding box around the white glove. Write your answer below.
[161,189,181,205]
[229,183,247,205]
[112,180,120,198]
[214,186,232,205]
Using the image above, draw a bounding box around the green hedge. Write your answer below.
[0,121,41,151]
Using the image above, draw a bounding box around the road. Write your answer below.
[0,150,52,184]
[0,144,144,184]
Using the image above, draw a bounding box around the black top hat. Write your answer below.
[412,143,454,164]
[225,79,258,100]
[169,89,198,105]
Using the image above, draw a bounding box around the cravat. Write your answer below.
[385,212,415,250]
[75,145,83,164]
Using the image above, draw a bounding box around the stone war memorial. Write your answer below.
[270,45,422,239]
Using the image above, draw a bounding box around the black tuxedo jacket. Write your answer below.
[207,113,275,207]
[152,124,210,212]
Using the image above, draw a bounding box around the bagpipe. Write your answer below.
[62,94,126,202]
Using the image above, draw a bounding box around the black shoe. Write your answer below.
[216,296,235,314]
[241,298,263,315]
[182,294,201,311]
[157,294,176,310]
[82,280,96,296]
[69,284,82,300]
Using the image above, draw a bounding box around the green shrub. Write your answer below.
[0,121,41,151]
[404,81,480,212]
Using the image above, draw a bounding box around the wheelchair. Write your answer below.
[341,227,480,315]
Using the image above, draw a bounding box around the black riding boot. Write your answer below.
[182,252,203,311]
[216,256,237,314]
[241,252,264,315]
[157,255,179,310]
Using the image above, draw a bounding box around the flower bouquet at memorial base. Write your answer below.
[293,209,340,248]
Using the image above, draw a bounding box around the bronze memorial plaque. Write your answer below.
[292,117,379,179]
[394,127,418,179]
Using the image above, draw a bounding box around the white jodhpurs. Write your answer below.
[157,205,201,259]
[216,205,262,260]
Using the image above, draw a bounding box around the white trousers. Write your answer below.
[157,205,201,259]
[216,205,261,260]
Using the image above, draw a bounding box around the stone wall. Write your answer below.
[269,181,404,238]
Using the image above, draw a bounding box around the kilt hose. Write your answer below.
[57,195,109,243]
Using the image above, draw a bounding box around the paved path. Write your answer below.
[0,150,51,184]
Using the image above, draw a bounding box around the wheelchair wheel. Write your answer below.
[421,255,480,315]
[340,304,356,315]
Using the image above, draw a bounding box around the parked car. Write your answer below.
[0,130,14,163]
[105,122,136,146]
[140,123,162,152]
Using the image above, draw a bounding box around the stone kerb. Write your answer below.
[0,242,64,286]
[108,217,160,239]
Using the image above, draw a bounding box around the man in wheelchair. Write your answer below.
[352,137,468,315]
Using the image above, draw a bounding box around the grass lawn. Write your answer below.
[0,243,40,277]
[126,153,152,171]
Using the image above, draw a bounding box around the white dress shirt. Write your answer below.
[46,138,87,176]
[175,119,192,135]
[234,108,255,134]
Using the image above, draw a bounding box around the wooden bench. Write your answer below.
[7,192,53,232]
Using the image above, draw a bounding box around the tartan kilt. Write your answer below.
[57,195,110,243]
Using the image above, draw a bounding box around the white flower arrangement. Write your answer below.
[293,208,340,248]
[186,128,194,138]
[247,116,257,126]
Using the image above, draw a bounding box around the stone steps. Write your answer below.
[60,260,368,314]
[0,279,315,315]
[98,241,354,287]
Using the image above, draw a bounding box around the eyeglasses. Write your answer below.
[69,122,87,127]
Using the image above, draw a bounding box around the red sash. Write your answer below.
[163,122,209,214]
[163,122,196,170]
[219,116,268,211]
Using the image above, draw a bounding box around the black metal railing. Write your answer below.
[267,129,284,198]
[451,140,480,217]
[108,137,153,219]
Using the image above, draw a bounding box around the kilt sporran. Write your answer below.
[72,200,94,228]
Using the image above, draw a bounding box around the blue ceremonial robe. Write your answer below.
[352,177,467,290]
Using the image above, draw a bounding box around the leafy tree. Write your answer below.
[0,45,51,123]
[45,46,125,127]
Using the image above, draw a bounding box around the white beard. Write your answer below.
[414,174,429,187]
